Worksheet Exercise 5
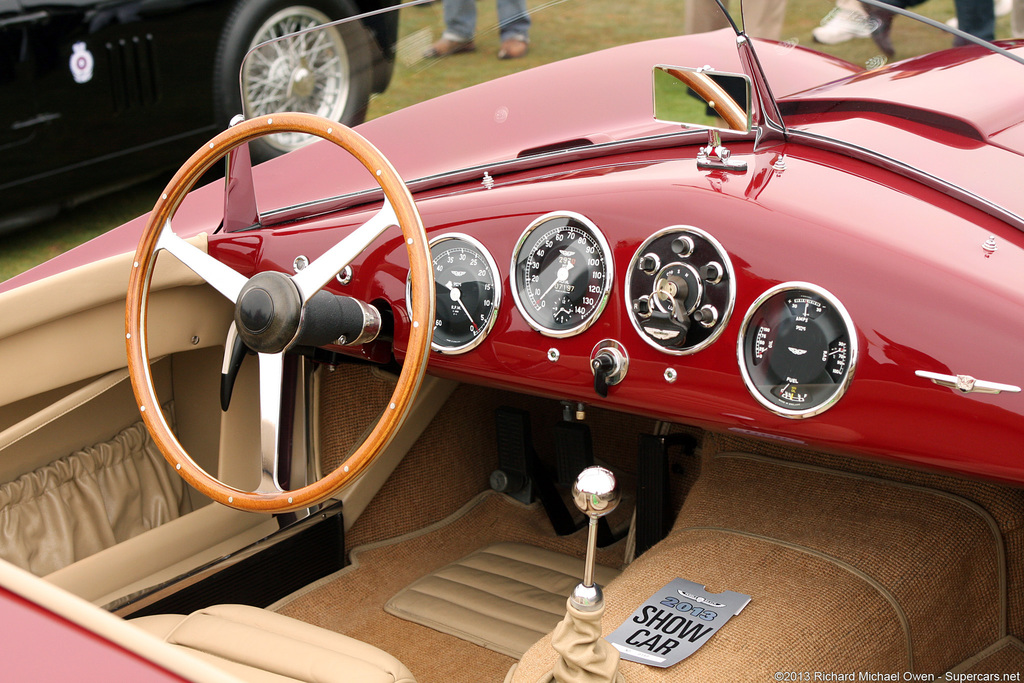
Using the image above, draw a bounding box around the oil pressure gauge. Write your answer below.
[738,282,857,418]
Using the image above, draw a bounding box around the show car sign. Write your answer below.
[608,578,751,668]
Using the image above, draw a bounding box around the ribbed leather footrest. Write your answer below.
[384,542,621,657]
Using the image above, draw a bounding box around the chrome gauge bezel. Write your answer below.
[510,211,614,338]
[408,233,501,355]
[737,282,859,419]
[625,225,736,356]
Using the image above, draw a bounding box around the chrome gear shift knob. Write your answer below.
[572,465,620,518]
[570,466,619,611]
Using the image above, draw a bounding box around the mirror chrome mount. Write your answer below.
[697,129,748,173]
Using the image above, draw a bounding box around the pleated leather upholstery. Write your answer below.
[385,542,621,657]
[134,604,416,683]
[0,415,189,576]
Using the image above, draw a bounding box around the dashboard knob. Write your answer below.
[671,236,695,257]
[638,253,660,274]
[694,304,719,328]
[700,262,723,284]
[632,296,652,318]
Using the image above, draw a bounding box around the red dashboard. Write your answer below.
[209,138,1024,486]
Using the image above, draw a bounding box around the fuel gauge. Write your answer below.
[738,283,858,418]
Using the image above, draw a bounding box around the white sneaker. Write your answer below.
[812,9,875,45]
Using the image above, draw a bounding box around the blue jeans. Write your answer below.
[442,0,531,42]
[953,0,996,42]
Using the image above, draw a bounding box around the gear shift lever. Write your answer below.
[538,466,624,682]
[570,466,620,612]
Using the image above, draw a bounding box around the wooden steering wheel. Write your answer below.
[126,113,434,513]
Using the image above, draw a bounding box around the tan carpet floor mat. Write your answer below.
[513,451,1008,682]
[273,492,626,683]
[384,542,621,658]
[951,637,1024,676]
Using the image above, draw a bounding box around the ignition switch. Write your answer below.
[590,340,629,398]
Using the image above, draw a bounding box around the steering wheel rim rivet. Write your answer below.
[126,333,131,339]
[327,127,333,134]
[376,169,382,176]
[390,402,396,410]
[407,238,413,245]
[140,405,146,412]
[228,497,233,503]
[176,464,181,470]
[343,465,349,473]
[288,497,293,504]
[413,321,419,328]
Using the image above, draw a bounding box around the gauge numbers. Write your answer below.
[425,234,500,354]
[511,212,613,337]
[739,283,857,418]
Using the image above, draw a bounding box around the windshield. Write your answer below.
[237,0,1023,212]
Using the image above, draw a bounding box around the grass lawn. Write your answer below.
[0,0,1013,283]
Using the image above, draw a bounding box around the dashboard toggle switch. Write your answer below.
[590,340,629,398]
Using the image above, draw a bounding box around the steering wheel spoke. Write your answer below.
[126,113,434,513]
[291,197,399,302]
[156,220,248,303]
[256,352,286,494]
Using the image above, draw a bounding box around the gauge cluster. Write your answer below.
[414,214,857,420]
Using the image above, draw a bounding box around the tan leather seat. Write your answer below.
[133,604,415,683]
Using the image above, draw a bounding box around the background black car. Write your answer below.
[0,0,398,232]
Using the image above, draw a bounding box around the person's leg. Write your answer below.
[425,0,477,57]
[686,0,732,34]
[953,0,996,42]
[443,0,478,42]
[741,0,787,39]
[1013,0,1024,38]
[496,0,531,41]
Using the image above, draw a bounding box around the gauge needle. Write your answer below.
[539,263,574,301]
[446,281,478,331]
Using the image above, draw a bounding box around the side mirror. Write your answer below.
[653,66,751,133]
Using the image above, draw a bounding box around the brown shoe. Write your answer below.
[497,38,529,60]
[423,37,476,58]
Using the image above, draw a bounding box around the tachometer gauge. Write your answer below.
[419,234,500,354]
[738,283,858,418]
[511,212,613,338]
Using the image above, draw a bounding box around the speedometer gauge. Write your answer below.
[416,234,500,354]
[511,212,613,338]
[738,283,858,418]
